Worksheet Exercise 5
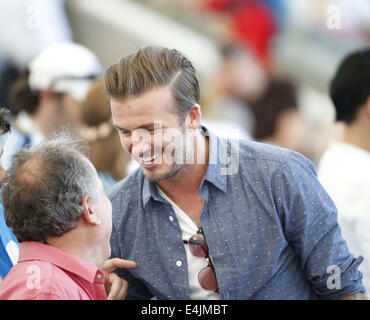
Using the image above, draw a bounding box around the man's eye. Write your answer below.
[120,130,131,137]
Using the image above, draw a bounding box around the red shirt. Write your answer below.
[0,241,106,300]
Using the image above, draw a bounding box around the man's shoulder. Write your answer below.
[224,137,311,171]
[238,139,290,162]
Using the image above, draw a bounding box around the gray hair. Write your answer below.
[1,132,100,243]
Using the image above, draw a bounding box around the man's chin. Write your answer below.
[142,163,184,183]
[141,165,161,182]
[144,170,168,183]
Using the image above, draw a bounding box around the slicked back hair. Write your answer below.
[104,46,200,122]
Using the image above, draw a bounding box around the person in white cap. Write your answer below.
[1,42,102,170]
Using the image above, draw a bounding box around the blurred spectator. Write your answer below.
[200,0,278,70]
[249,78,307,153]
[204,44,268,139]
[79,79,131,192]
[317,48,370,291]
[218,44,268,105]
[0,0,73,108]
[0,109,18,283]
[1,42,102,170]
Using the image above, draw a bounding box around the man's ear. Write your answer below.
[81,195,101,226]
[186,104,201,131]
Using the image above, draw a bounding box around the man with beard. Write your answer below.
[105,46,367,300]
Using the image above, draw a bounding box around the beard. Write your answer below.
[145,161,186,183]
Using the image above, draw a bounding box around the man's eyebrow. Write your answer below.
[113,124,127,132]
[113,123,160,132]
[139,123,159,130]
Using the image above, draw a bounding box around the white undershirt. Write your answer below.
[157,186,220,300]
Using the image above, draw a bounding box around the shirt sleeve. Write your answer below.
[110,222,153,300]
[271,151,366,300]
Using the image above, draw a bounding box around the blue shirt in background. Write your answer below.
[98,171,119,194]
[0,202,19,279]
[109,127,365,300]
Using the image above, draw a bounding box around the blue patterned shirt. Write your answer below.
[109,127,365,300]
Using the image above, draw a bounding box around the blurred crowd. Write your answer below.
[0,0,370,289]
[1,0,369,167]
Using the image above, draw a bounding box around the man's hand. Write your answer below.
[101,258,136,300]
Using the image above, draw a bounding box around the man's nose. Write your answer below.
[132,140,152,158]
[131,129,153,158]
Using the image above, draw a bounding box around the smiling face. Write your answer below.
[111,86,194,182]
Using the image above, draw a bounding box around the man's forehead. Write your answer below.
[111,100,180,132]
[110,86,176,112]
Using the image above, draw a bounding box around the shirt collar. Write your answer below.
[18,241,102,284]
[142,126,228,208]
[202,126,228,193]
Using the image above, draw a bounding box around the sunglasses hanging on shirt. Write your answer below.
[183,227,219,293]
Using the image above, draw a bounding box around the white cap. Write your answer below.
[28,42,102,102]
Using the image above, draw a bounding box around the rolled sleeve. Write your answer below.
[272,152,366,299]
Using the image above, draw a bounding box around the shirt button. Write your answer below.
[169,216,174,222]
[176,260,182,267]
[96,274,102,280]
